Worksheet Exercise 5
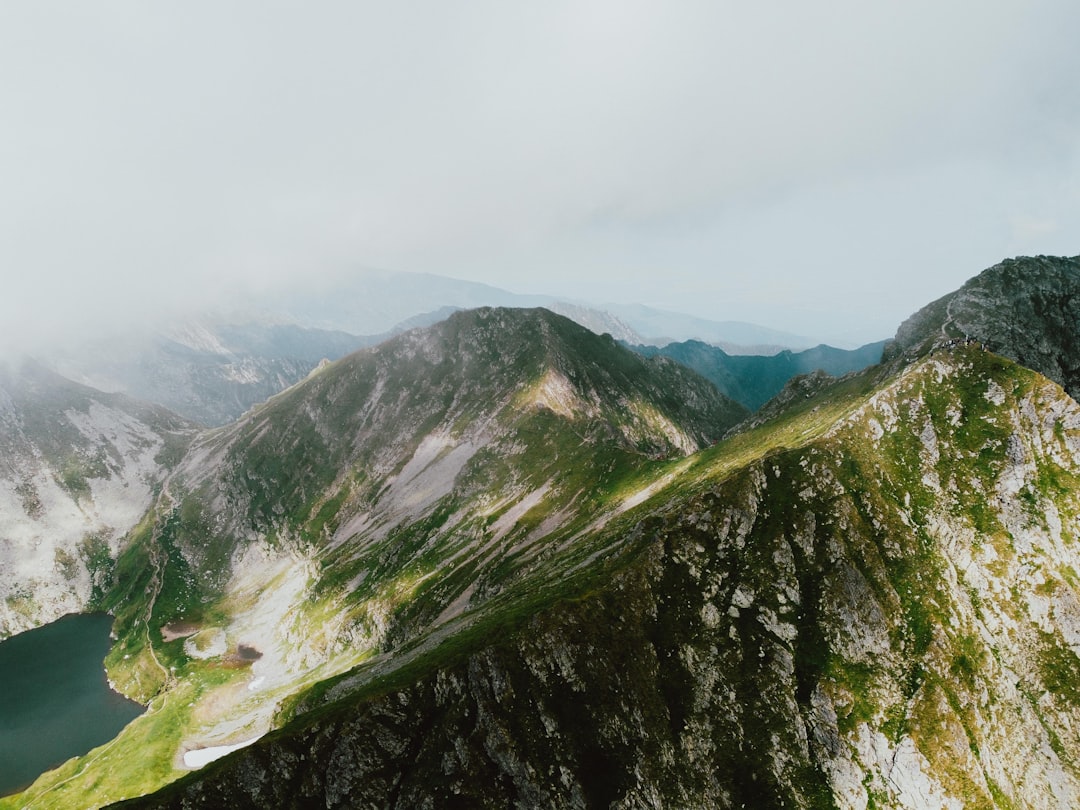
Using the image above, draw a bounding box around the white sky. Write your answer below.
[1,1,1078,348]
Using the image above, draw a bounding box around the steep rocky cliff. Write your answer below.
[0,362,194,638]
[885,255,1080,397]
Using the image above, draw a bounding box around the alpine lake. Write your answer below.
[0,613,144,797]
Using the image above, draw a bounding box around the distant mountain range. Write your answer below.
[605,302,817,353]
[632,339,888,411]
[46,321,379,427]
[249,268,816,349]
[37,269,853,426]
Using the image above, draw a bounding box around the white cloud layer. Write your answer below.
[1,1,1078,348]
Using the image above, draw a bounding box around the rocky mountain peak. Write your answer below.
[166,306,745,560]
[76,306,746,738]
[884,255,1080,397]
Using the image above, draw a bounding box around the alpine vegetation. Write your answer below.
[5,258,1080,809]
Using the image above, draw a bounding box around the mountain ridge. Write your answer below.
[107,334,1080,810]
[8,256,1080,810]
[30,267,841,429]
[0,306,751,808]
[885,254,1080,394]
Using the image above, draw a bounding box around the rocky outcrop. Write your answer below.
[884,255,1080,398]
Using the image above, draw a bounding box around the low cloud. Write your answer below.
[1,1,1078,351]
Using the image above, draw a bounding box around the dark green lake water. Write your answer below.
[0,613,144,797]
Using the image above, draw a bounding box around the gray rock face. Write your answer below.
[885,255,1080,397]
[0,362,194,638]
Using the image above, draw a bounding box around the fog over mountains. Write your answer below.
[30,268,839,427]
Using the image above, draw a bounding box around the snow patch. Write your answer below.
[183,735,263,769]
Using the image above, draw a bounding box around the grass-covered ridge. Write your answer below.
[108,344,1080,808]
